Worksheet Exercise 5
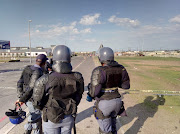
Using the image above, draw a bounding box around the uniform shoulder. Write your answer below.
[92,66,103,73]
[31,65,43,73]
[32,68,42,75]
[24,65,32,68]
[117,64,127,71]
[23,65,33,74]
[117,64,124,68]
[40,73,49,80]
[23,65,32,71]
[35,74,49,85]
[73,72,83,80]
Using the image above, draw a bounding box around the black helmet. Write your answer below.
[53,45,71,63]
[99,47,114,63]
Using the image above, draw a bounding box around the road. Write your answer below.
[0,56,95,130]
[0,58,31,129]
[1,56,179,134]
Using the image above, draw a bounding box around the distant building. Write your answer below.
[143,50,180,57]
[20,47,29,50]
[122,51,136,56]
[36,47,44,49]
[0,46,52,58]
[25,47,51,57]
[11,47,20,50]
[114,52,122,56]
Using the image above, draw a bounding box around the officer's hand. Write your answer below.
[86,94,92,102]
[15,100,24,106]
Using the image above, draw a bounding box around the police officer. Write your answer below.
[32,45,84,134]
[16,54,48,134]
[87,47,130,134]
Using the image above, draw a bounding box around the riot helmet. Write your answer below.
[98,47,114,63]
[53,45,71,63]
[5,103,26,124]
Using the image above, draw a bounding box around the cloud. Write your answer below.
[139,25,163,35]
[71,21,77,26]
[36,30,40,33]
[79,13,101,25]
[80,28,91,33]
[84,39,96,43]
[169,14,180,23]
[137,24,180,37]
[108,15,140,27]
[23,22,92,40]
[46,24,91,35]
[128,25,165,38]
[35,25,45,28]
[121,22,180,45]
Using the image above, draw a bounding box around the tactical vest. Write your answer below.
[97,66,123,100]
[43,72,80,123]
[101,65,123,88]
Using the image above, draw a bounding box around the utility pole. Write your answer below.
[29,20,32,63]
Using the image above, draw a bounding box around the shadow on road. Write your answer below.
[117,95,165,134]
[0,69,23,73]
[76,106,93,124]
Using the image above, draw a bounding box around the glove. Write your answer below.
[86,94,92,102]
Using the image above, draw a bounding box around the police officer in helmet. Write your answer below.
[16,54,48,134]
[32,45,84,134]
[87,47,130,134]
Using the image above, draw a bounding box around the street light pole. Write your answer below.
[28,20,32,63]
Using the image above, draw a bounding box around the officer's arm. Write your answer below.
[74,72,84,106]
[33,74,49,108]
[29,69,42,89]
[19,69,42,102]
[89,67,102,98]
[121,67,130,89]
[17,72,24,98]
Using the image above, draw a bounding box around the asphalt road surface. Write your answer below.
[2,56,179,134]
[0,56,95,129]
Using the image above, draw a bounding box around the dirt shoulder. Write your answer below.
[117,57,180,134]
[118,92,180,134]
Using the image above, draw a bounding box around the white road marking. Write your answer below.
[72,58,86,71]
[0,87,16,89]
[116,116,125,134]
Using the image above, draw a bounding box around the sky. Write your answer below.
[0,0,180,52]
